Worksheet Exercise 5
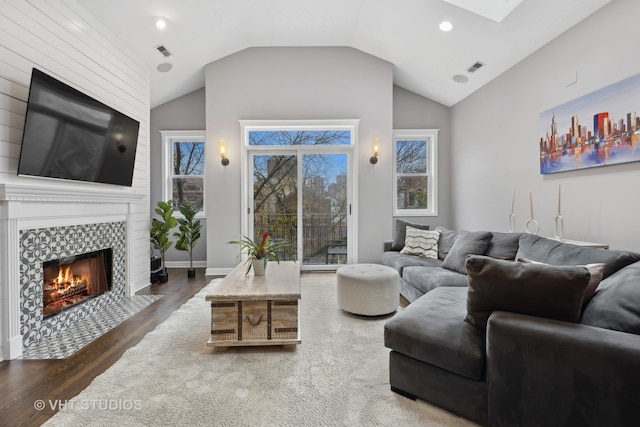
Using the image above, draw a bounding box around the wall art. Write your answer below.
[539,73,640,174]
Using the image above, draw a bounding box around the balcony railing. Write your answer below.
[253,213,347,264]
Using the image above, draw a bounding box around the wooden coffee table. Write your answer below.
[205,261,301,348]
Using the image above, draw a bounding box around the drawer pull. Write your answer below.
[246,315,263,326]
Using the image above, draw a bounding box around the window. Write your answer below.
[160,130,205,214]
[393,129,438,216]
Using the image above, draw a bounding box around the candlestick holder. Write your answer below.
[554,214,564,240]
[508,212,516,232]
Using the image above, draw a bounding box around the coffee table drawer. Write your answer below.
[210,301,239,341]
[209,299,299,344]
[272,300,298,340]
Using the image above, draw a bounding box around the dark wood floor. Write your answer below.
[0,268,214,427]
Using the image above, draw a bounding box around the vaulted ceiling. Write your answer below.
[77,0,611,109]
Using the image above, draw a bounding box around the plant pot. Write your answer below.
[159,271,169,283]
[187,268,196,278]
[252,259,267,276]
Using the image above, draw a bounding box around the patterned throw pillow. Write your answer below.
[400,227,440,259]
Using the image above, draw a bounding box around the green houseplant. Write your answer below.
[174,202,202,278]
[228,231,290,276]
[150,200,178,283]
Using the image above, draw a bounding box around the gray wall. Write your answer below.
[450,0,640,251]
[150,88,207,266]
[393,85,453,231]
[205,47,394,271]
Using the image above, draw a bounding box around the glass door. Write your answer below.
[301,153,348,266]
[251,153,298,262]
[244,121,356,270]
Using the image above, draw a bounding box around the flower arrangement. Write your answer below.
[227,231,290,275]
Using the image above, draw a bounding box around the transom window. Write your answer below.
[393,129,438,216]
[248,130,352,146]
[160,130,205,214]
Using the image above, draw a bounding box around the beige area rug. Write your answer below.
[44,273,476,426]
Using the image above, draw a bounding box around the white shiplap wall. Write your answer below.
[0,0,150,358]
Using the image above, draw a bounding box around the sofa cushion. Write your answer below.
[384,287,485,381]
[402,266,469,295]
[442,231,493,274]
[435,226,458,260]
[580,261,640,335]
[515,234,640,279]
[484,232,523,260]
[381,251,443,276]
[400,227,439,259]
[464,255,591,330]
[391,219,430,251]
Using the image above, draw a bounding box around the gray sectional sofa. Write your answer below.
[382,225,640,426]
[383,225,523,302]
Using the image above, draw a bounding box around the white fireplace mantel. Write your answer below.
[0,183,144,204]
[0,182,145,360]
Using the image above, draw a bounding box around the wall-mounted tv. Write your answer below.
[17,68,140,187]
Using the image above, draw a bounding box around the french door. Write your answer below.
[241,121,357,270]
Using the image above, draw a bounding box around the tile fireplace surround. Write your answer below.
[0,183,144,360]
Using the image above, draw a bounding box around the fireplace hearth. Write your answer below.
[42,248,113,318]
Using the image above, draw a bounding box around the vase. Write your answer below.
[252,259,266,276]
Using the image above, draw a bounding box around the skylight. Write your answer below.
[441,0,524,22]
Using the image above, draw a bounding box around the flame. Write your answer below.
[49,266,90,295]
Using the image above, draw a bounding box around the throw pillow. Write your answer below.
[441,231,492,274]
[464,255,591,330]
[580,261,640,335]
[518,257,605,305]
[391,220,430,251]
[435,226,458,260]
[484,232,523,260]
[400,227,440,259]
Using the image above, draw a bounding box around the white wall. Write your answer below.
[150,88,207,266]
[451,0,640,251]
[393,85,453,231]
[0,0,150,358]
[204,47,393,270]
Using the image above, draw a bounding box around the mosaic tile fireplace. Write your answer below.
[20,222,126,348]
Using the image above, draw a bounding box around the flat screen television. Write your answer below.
[17,68,140,187]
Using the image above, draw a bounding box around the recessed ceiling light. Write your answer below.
[153,16,167,30]
[157,63,173,73]
[453,74,469,83]
[439,21,453,32]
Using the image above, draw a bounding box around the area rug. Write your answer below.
[44,274,476,426]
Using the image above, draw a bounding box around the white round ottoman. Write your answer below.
[336,263,399,316]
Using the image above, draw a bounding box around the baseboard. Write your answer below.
[164,261,208,269]
[205,267,233,276]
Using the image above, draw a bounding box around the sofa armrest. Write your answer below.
[383,240,394,252]
[486,311,640,427]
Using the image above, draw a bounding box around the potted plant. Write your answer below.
[150,200,178,283]
[174,201,202,278]
[227,231,290,276]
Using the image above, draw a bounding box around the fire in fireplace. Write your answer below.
[42,248,113,318]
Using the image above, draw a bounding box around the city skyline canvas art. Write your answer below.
[539,73,640,174]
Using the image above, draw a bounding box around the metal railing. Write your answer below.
[253,213,347,264]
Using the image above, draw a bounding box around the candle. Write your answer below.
[557,184,561,215]
[529,192,534,218]
[511,189,515,214]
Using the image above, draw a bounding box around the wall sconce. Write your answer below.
[370,141,379,164]
[219,140,229,166]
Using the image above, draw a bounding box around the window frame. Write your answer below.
[392,129,439,217]
[160,130,206,218]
